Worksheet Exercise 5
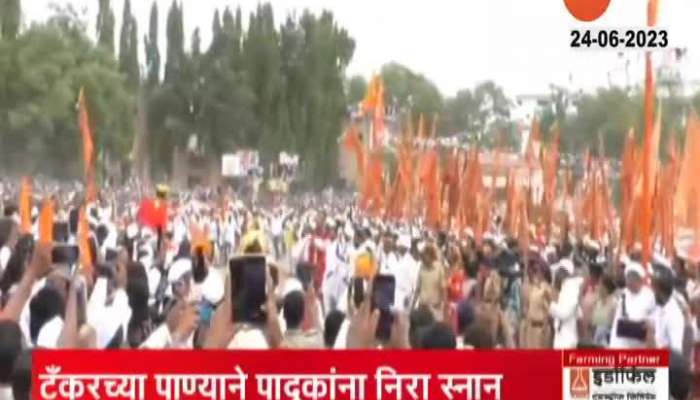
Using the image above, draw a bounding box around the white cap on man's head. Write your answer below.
[624,260,646,278]
[554,258,574,275]
[397,234,411,249]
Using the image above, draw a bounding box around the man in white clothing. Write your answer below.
[650,265,687,356]
[394,235,419,310]
[322,227,352,313]
[549,264,584,349]
[609,261,656,349]
[0,219,17,274]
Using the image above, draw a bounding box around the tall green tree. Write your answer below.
[279,11,354,186]
[346,75,367,105]
[164,0,184,84]
[144,1,159,89]
[243,4,282,159]
[1,0,21,39]
[381,62,443,125]
[197,6,256,159]
[118,0,139,88]
[96,0,115,53]
[0,8,132,175]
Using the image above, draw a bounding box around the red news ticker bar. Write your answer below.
[33,350,669,400]
[563,350,669,368]
[35,350,562,400]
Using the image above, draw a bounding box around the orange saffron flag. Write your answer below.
[648,0,659,26]
[362,75,379,113]
[638,0,661,264]
[620,129,638,250]
[18,177,32,234]
[361,151,384,214]
[38,198,55,243]
[342,125,366,180]
[675,111,700,234]
[78,206,93,272]
[373,78,386,148]
[640,106,662,265]
[78,88,97,202]
[419,149,441,228]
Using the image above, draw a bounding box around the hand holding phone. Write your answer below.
[229,255,267,323]
[371,275,396,341]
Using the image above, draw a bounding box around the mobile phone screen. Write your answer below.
[229,255,266,323]
[371,274,396,341]
[53,222,69,243]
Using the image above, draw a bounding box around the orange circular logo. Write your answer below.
[564,0,611,22]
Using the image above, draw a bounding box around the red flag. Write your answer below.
[78,88,97,202]
[38,198,55,243]
[138,198,168,230]
[18,177,32,234]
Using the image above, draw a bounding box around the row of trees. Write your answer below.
[1,0,699,184]
[141,1,355,186]
[0,0,354,186]
[348,70,700,160]
[0,3,132,177]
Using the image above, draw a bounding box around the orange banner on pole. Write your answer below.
[78,206,93,272]
[18,177,32,234]
[342,125,366,180]
[675,111,700,235]
[640,0,660,265]
[78,88,97,202]
[38,198,55,243]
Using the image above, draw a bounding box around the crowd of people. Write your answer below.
[0,179,695,399]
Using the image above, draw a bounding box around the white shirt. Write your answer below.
[0,246,10,273]
[87,278,132,349]
[224,218,238,247]
[0,386,12,400]
[610,286,657,349]
[379,249,399,276]
[173,217,187,245]
[394,252,419,310]
[271,216,283,237]
[550,276,584,349]
[653,292,686,354]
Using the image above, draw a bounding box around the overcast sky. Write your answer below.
[24,0,700,97]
